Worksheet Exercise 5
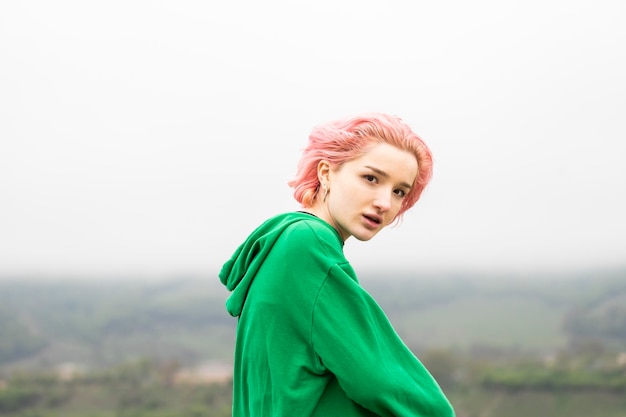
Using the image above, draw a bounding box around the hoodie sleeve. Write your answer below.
[311,264,455,417]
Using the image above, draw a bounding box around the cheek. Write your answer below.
[337,177,365,198]
[388,201,404,219]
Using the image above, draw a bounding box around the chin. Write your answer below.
[353,230,378,242]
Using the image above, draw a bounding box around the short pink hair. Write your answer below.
[288,112,433,220]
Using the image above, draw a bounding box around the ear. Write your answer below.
[317,159,331,189]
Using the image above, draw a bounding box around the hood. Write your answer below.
[219,212,316,317]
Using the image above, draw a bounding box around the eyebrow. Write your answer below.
[364,165,413,189]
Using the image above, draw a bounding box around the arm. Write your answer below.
[311,264,455,417]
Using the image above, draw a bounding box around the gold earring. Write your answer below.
[323,186,329,202]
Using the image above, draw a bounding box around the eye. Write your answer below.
[363,174,377,183]
[394,188,407,198]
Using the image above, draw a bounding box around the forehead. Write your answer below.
[345,143,418,184]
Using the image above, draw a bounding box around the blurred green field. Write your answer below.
[394,294,568,351]
[2,270,626,370]
[1,270,626,417]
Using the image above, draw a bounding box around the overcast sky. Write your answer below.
[1,1,625,279]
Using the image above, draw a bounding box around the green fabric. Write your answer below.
[220,212,455,417]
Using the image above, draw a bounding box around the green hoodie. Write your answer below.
[220,212,455,417]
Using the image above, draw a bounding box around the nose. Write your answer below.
[373,189,392,212]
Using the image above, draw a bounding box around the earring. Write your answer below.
[323,186,329,202]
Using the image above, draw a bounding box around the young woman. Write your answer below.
[220,113,455,416]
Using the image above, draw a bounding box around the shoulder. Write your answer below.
[265,213,345,260]
[282,215,341,247]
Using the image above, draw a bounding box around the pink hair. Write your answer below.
[288,112,433,220]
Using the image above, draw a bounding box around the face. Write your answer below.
[312,142,418,241]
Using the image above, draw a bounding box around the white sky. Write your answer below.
[1,1,625,278]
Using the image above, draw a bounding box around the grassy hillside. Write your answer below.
[395,294,568,351]
[1,269,625,372]
[448,388,626,417]
[0,277,235,370]
[1,270,626,417]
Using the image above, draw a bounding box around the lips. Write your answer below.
[363,213,382,227]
